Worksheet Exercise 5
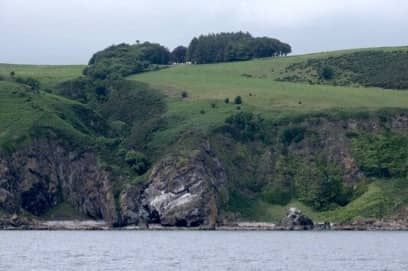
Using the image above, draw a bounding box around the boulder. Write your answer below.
[282,207,314,230]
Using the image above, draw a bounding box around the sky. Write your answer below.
[1,0,408,64]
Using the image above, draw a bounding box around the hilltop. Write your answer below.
[0,45,408,229]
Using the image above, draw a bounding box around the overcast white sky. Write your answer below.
[1,0,408,64]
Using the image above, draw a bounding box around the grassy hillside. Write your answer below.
[1,46,408,223]
[131,47,408,150]
[0,64,83,89]
[279,49,408,89]
[133,49,408,113]
[130,47,408,222]
[0,80,109,153]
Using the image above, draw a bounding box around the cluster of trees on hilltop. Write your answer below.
[187,32,291,64]
[83,32,291,80]
[84,42,171,80]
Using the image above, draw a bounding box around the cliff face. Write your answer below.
[0,139,227,228]
[0,138,118,223]
[212,112,408,220]
[120,145,227,227]
[0,113,407,227]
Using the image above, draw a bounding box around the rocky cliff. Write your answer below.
[0,138,227,228]
[120,145,227,227]
[0,112,407,228]
[0,138,117,223]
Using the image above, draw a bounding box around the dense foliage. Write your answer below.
[14,76,41,91]
[171,46,188,63]
[224,112,264,142]
[281,50,408,89]
[187,32,291,64]
[352,132,408,178]
[215,117,356,214]
[84,42,170,80]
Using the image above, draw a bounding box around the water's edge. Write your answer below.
[2,220,408,231]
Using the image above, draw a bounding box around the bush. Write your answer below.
[280,126,306,145]
[351,132,408,178]
[181,91,188,98]
[15,77,40,91]
[319,66,334,80]
[125,150,149,175]
[284,50,408,89]
[224,98,230,104]
[225,112,264,141]
[234,96,242,104]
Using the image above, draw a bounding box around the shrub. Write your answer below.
[319,66,334,80]
[125,150,149,175]
[234,96,242,104]
[200,109,206,114]
[15,77,40,91]
[181,91,188,98]
[280,126,306,145]
[351,132,408,178]
[225,112,264,141]
[210,102,216,108]
[224,98,230,104]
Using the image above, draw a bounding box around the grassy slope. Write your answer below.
[133,50,408,115]
[0,80,96,152]
[0,64,83,89]
[1,47,408,222]
[0,65,86,150]
[131,47,408,222]
[132,47,408,153]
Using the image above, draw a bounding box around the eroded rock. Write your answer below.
[0,138,118,224]
[120,146,227,227]
[281,207,314,230]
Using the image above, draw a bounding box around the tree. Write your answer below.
[15,77,40,91]
[234,96,242,104]
[187,32,291,64]
[125,150,149,175]
[85,41,170,80]
[319,66,334,80]
[171,46,188,63]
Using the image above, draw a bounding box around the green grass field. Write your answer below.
[0,63,83,89]
[133,50,408,115]
[130,48,408,149]
[0,80,91,152]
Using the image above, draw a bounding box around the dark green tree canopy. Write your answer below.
[187,32,291,64]
[171,46,188,63]
[85,42,170,80]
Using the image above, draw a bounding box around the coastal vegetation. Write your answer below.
[1,35,408,225]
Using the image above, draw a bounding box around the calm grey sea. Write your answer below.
[0,231,407,271]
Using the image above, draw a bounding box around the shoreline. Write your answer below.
[1,219,408,231]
